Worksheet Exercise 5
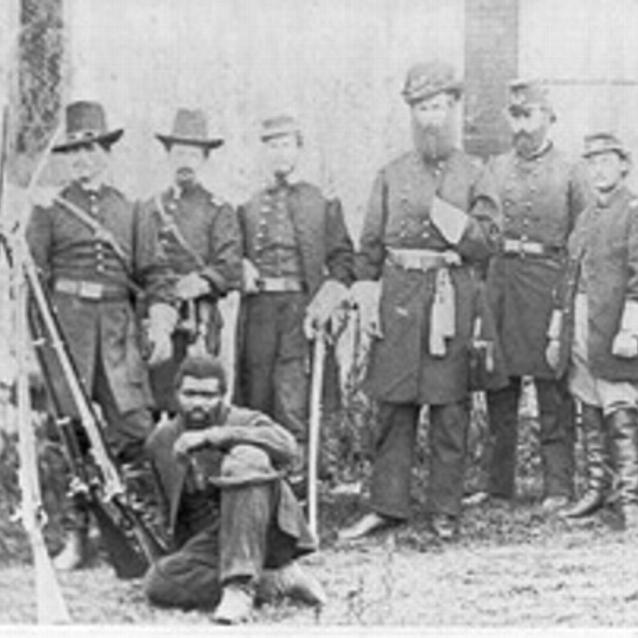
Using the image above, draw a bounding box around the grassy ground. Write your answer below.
[2,399,638,626]
[2,496,638,626]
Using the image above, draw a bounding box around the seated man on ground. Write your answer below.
[143,354,325,623]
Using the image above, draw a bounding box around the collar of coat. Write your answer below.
[594,183,630,209]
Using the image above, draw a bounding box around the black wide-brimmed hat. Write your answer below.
[52,101,124,153]
[156,108,224,150]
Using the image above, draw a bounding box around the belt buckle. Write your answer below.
[79,281,103,299]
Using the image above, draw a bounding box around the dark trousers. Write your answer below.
[486,376,574,499]
[144,481,297,610]
[242,293,309,441]
[370,400,470,519]
[91,341,153,462]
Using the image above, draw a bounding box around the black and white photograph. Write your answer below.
[0,0,638,630]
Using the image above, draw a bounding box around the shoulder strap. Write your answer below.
[154,193,205,270]
[54,194,143,296]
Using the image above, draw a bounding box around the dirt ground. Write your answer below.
[1,493,638,627]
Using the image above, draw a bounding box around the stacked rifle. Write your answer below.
[0,109,167,623]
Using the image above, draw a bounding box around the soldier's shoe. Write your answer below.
[212,579,255,625]
[337,512,400,541]
[257,561,326,606]
[53,528,89,571]
[430,514,458,541]
[541,495,570,514]
[562,490,605,519]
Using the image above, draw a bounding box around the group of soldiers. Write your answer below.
[21,57,638,623]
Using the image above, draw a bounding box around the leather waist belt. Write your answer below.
[54,278,128,301]
[386,248,461,271]
[502,238,563,257]
[257,276,304,293]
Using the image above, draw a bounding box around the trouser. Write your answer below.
[57,342,154,531]
[369,400,470,519]
[144,481,298,610]
[485,376,574,499]
[242,292,309,442]
[150,301,222,414]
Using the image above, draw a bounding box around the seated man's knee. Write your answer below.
[218,445,277,487]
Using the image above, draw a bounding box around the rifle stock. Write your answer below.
[12,233,70,622]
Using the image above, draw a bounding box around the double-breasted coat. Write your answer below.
[486,144,589,378]
[26,181,172,414]
[555,186,638,381]
[356,149,502,405]
[141,183,242,410]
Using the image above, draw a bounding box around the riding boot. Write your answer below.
[607,408,638,530]
[564,403,609,518]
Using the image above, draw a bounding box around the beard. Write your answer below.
[175,167,196,188]
[411,119,455,162]
[512,130,546,158]
[183,404,221,430]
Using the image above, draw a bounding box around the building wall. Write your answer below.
[464,0,519,158]
[519,0,638,189]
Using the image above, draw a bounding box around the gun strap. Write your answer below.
[154,192,206,270]
[54,195,144,297]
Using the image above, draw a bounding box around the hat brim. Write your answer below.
[209,468,281,488]
[583,147,630,161]
[404,82,463,105]
[52,129,124,153]
[156,134,224,150]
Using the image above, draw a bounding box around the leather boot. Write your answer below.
[564,404,609,518]
[607,408,638,530]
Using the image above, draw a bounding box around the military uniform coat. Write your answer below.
[146,405,315,552]
[486,144,588,378]
[26,181,171,413]
[238,181,354,297]
[141,183,243,410]
[557,186,638,381]
[357,149,502,405]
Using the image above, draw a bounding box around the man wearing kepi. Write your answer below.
[144,354,325,624]
[480,80,589,511]
[26,100,177,569]
[237,114,354,488]
[143,108,242,415]
[546,133,638,530]
[339,60,501,541]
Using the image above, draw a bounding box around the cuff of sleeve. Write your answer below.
[430,196,469,244]
[547,310,563,340]
[200,267,227,296]
[620,300,638,334]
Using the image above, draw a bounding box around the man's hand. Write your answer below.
[146,303,178,366]
[175,272,210,301]
[350,280,382,338]
[173,431,209,459]
[545,339,561,370]
[147,333,173,366]
[303,279,349,339]
[173,428,227,459]
[612,330,638,358]
[242,258,261,295]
